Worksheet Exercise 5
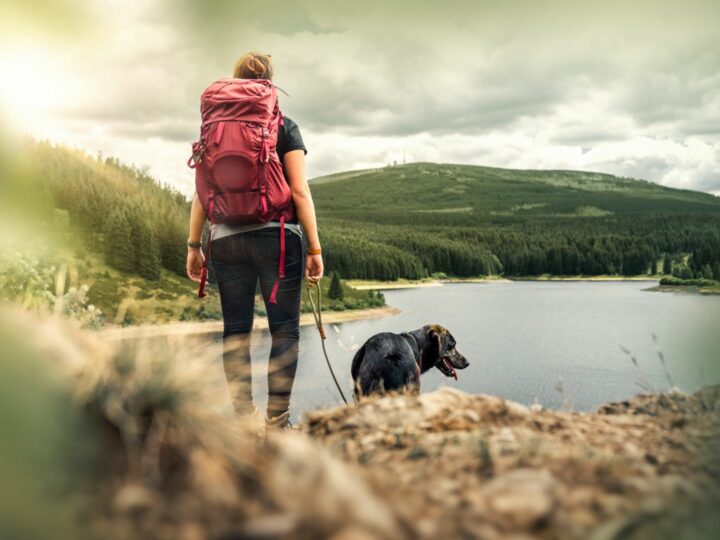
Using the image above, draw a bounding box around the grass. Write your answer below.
[647,276,720,295]
[80,251,386,326]
[82,256,218,326]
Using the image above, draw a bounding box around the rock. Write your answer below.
[238,513,297,537]
[494,427,521,455]
[113,483,157,515]
[330,525,380,540]
[530,403,544,413]
[189,448,240,507]
[262,431,400,537]
[178,521,206,540]
[482,469,559,530]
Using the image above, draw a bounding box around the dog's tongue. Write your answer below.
[444,358,458,380]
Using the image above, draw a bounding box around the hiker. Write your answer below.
[186,52,324,429]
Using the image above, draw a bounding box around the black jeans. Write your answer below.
[210,228,304,417]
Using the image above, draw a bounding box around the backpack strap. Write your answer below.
[198,191,215,298]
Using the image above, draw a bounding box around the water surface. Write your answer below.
[209,281,720,422]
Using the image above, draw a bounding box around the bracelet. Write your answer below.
[308,247,322,255]
[187,240,202,249]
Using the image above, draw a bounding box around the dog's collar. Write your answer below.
[401,332,423,371]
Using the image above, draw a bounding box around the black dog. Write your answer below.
[351,324,468,398]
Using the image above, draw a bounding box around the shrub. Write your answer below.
[659,276,719,287]
[328,271,344,300]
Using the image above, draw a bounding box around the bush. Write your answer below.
[136,289,154,300]
[671,263,693,280]
[659,276,719,287]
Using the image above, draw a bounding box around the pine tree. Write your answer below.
[662,254,672,274]
[132,220,162,280]
[104,209,134,273]
[158,222,187,275]
[328,271,344,300]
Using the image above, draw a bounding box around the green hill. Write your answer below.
[0,141,379,326]
[1,140,217,325]
[312,162,720,219]
[309,162,720,280]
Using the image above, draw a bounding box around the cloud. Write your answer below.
[3,0,719,196]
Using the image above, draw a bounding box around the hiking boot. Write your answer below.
[234,405,263,437]
[265,410,291,430]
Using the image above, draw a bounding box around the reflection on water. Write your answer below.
[205,281,720,422]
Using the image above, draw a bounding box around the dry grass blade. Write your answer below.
[619,344,656,394]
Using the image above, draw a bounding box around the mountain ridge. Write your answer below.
[311,161,718,198]
[309,162,720,221]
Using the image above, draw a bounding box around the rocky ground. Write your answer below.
[306,387,720,539]
[2,306,719,540]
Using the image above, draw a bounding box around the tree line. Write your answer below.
[318,215,720,280]
[28,141,720,284]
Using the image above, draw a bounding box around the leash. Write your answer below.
[305,281,349,405]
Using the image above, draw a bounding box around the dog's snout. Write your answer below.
[449,349,469,369]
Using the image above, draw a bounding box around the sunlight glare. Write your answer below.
[0,46,65,133]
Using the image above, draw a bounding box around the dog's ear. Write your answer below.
[428,325,449,359]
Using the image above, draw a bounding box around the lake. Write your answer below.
[208,281,720,422]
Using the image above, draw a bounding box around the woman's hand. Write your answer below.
[305,254,324,284]
[187,248,205,282]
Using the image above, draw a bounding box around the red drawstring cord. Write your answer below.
[268,214,286,304]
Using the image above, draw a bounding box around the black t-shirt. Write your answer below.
[277,116,306,224]
[277,115,307,163]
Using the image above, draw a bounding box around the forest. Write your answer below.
[311,163,720,281]
[20,142,720,285]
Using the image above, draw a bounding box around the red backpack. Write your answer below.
[188,78,297,303]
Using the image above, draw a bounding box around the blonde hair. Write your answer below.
[233,51,273,80]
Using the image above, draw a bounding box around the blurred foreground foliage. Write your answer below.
[0,138,213,326]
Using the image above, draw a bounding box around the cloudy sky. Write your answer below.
[1,0,719,196]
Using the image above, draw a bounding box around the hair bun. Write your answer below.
[251,57,266,75]
[233,51,274,80]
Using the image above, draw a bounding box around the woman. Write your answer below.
[186,52,323,429]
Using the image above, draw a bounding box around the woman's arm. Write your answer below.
[284,149,323,283]
[186,191,207,282]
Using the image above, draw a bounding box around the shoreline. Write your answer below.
[510,275,661,282]
[347,276,511,290]
[96,304,401,340]
[347,275,660,290]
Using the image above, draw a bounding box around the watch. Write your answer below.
[187,240,202,249]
